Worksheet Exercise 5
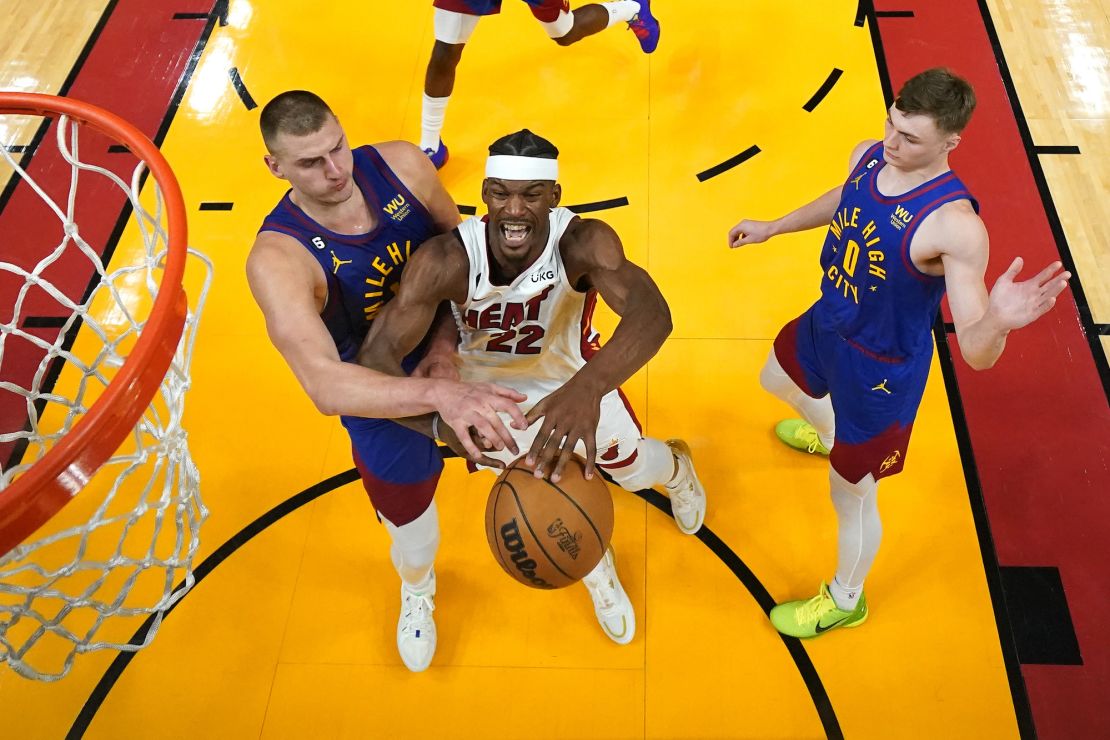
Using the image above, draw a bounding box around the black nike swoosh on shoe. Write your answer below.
[814,616,851,633]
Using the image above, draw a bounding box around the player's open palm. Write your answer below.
[989,257,1071,331]
[728,219,775,248]
[436,381,528,461]
[525,385,602,484]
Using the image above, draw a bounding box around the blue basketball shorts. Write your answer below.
[341,415,443,526]
[773,305,933,482]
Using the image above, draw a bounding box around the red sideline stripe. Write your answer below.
[877,2,1110,738]
[0,0,216,467]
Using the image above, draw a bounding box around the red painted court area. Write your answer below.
[0,0,216,467]
[876,1,1110,737]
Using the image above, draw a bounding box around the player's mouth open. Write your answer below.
[501,223,531,245]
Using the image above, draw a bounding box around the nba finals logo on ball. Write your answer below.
[546,518,582,560]
[485,456,614,589]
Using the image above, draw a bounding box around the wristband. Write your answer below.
[431,412,442,443]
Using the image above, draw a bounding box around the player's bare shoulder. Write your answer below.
[247,229,324,295]
[374,140,438,188]
[560,216,624,273]
[849,139,880,171]
[911,197,987,273]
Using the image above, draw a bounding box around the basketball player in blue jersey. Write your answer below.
[419,0,659,168]
[358,129,708,649]
[247,91,529,672]
[727,68,1071,638]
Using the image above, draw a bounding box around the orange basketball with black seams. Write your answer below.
[484,455,613,589]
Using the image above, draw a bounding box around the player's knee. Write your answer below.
[830,468,877,501]
[604,438,674,491]
[430,41,464,67]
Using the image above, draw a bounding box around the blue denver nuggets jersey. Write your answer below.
[816,142,978,360]
[258,146,438,361]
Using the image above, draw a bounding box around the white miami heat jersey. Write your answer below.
[452,207,601,408]
[452,207,644,470]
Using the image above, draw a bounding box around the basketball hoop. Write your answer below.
[0,93,210,680]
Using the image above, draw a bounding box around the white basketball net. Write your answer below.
[0,113,210,680]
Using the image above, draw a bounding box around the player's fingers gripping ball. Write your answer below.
[484,455,613,589]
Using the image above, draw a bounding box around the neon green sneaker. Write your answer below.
[769,582,868,638]
[774,419,830,456]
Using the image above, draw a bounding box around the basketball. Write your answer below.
[484,456,614,589]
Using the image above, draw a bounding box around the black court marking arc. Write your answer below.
[199,202,233,211]
[803,68,844,112]
[697,145,761,182]
[21,316,69,329]
[228,67,257,110]
[875,10,915,17]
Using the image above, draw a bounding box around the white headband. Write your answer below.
[485,154,558,181]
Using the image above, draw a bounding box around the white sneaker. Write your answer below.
[397,570,436,672]
[582,547,635,645]
[664,439,707,535]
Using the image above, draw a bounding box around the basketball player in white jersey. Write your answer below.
[358,129,706,647]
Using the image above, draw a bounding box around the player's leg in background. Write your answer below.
[534,1,656,53]
[421,7,480,166]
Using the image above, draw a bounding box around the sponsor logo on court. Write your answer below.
[499,519,554,589]
[546,518,582,560]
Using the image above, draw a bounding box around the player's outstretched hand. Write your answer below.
[988,257,1071,331]
[435,381,528,462]
[524,385,602,484]
[728,219,776,248]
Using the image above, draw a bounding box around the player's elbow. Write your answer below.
[305,382,343,417]
[963,354,998,371]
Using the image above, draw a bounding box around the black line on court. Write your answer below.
[1095,324,1110,336]
[68,469,361,738]
[944,321,956,333]
[70,462,842,740]
[4,144,29,154]
[976,0,1109,402]
[214,0,229,26]
[457,204,477,215]
[875,10,915,17]
[567,197,629,214]
[1034,145,1081,155]
[853,0,866,27]
[172,12,209,20]
[21,316,68,329]
[865,2,1036,736]
[625,484,844,739]
[106,144,130,153]
[696,145,761,182]
[199,202,233,211]
[229,67,257,110]
[803,68,844,112]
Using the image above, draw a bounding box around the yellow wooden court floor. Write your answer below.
[1,0,1107,738]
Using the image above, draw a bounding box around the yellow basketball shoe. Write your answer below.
[582,547,635,645]
[770,582,868,639]
[774,419,830,456]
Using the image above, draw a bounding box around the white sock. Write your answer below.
[829,577,861,612]
[420,94,450,152]
[829,469,880,611]
[603,0,640,27]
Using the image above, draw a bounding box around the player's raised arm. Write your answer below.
[728,139,877,248]
[525,218,671,482]
[936,207,1071,370]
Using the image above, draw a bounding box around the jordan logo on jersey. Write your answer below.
[331,250,352,274]
[382,193,412,223]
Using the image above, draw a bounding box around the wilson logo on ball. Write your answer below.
[500,519,554,589]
